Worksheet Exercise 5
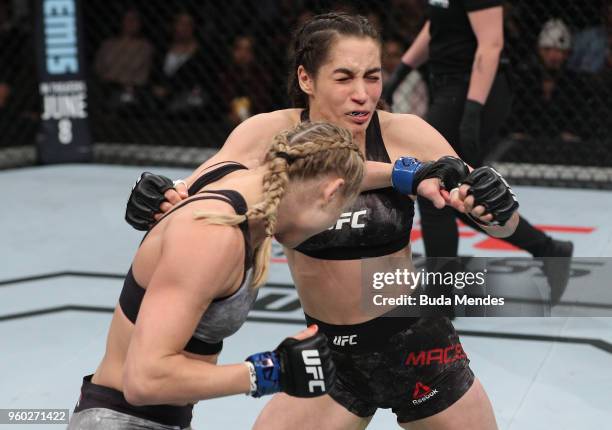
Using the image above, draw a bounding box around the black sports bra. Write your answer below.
[294,110,415,259]
[119,162,258,355]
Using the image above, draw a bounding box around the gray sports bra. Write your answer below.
[119,162,258,355]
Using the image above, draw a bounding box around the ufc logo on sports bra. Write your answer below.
[302,350,326,393]
[332,335,358,346]
[328,210,367,230]
[429,0,449,7]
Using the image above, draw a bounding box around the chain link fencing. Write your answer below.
[1,0,611,186]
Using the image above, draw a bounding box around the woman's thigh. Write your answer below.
[400,378,497,430]
[252,393,372,430]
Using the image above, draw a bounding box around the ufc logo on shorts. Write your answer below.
[332,335,358,346]
[302,350,325,393]
[328,210,367,230]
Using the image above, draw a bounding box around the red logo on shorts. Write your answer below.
[412,381,439,405]
[412,381,431,399]
[405,343,467,367]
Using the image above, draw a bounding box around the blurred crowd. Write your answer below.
[1,0,611,152]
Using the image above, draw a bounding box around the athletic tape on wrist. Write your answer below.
[244,361,257,396]
[245,351,281,397]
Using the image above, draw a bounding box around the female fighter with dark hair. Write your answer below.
[124,13,519,430]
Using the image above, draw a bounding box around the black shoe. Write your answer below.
[541,240,574,306]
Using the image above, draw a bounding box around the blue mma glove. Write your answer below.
[245,332,335,398]
[392,156,469,195]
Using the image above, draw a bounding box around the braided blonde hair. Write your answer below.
[194,121,364,288]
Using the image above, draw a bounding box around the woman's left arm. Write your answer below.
[362,112,463,193]
[383,113,519,237]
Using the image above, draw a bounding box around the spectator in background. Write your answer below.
[93,8,153,105]
[603,34,612,134]
[510,19,589,142]
[365,9,382,34]
[220,35,273,126]
[384,0,426,43]
[0,0,29,104]
[568,0,612,74]
[0,81,15,126]
[0,0,38,146]
[589,31,612,139]
[503,2,534,68]
[329,0,357,14]
[151,11,211,116]
[295,9,315,30]
[0,0,17,123]
[382,38,428,117]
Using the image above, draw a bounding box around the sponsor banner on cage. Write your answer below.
[360,257,612,317]
[35,0,92,163]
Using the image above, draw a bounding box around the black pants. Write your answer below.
[420,71,552,258]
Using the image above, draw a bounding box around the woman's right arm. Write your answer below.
[125,111,293,227]
[123,206,334,405]
[123,210,252,405]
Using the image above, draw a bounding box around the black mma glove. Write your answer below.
[245,333,335,398]
[125,172,174,231]
[420,156,470,191]
[382,62,412,106]
[462,166,519,226]
[459,100,483,166]
[392,156,469,195]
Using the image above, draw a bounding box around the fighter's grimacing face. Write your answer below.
[305,36,383,134]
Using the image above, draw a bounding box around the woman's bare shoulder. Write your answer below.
[378,111,458,161]
[246,109,301,131]
[218,109,302,166]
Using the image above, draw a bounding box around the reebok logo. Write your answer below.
[332,335,358,346]
[328,210,367,230]
[302,349,325,393]
[412,381,439,405]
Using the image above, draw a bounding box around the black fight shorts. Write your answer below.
[305,315,475,423]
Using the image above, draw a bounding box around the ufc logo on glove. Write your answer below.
[302,350,326,393]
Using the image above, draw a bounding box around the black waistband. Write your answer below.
[304,312,419,352]
[296,234,411,260]
[74,375,193,429]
